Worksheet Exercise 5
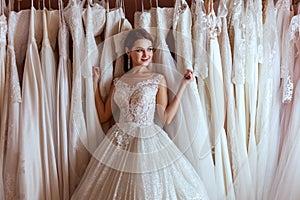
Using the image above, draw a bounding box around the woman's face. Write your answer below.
[127,39,153,67]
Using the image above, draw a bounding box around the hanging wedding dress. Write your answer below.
[227,0,255,199]
[1,6,30,199]
[56,0,72,198]
[71,73,209,200]
[64,0,92,194]
[0,1,7,198]
[269,13,300,200]
[40,0,59,161]
[204,3,234,199]
[18,2,59,198]
[80,0,106,159]
[40,5,60,199]
[255,0,281,199]
[191,1,218,199]
[99,0,127,101]
[244,0,259,189]
[276,0,294,157]
[0,0,6,127]
[135,3,213,199]
[191,0,210,124]
[276,0,293,103]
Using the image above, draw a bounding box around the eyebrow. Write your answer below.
[132,46,153,49]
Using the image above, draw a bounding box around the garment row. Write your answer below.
[0,0,299,199]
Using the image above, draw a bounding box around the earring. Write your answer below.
[128,56,131,70]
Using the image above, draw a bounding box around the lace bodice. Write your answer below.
[113,74,163,126]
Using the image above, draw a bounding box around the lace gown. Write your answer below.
[269,14,300,200]
[276,0,294,156]
[135,6,213,199]
[227,0,255,199]
[0,12,6,127]
[255,0,281,199]
[205,7,234,200]
[81,1,105,154]
[1,9,29,199]
[0,7,7,200]
[64,0,91,194]
[56,0,72,198]
[71,74,209,200]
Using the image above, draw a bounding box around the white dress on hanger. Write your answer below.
[81,1,105,154]
[0,6,7,200]
[191,0,210,124]
[1,9,30,200]
[0,11,6,127]
[99,3,126,101]
[40,7,59,152]
[19,5,59,199]
[56,1,72,198]
[276,0,294,157]
[64,0,91,194]
[244,0,259,176]
[205,7,234,199]
[269,13,300,200]
[71,74,209,200]
[227,0,255,199]
[255,0,281,199]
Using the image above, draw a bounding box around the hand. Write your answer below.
[182,69,194,85]
[92,66,101,85]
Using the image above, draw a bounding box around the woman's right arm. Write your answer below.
[93,66,114,123]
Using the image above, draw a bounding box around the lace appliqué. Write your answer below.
[0,15,7,44]
[289,15,300,41]
[113,127,132,150]
[281,68,293,103]
[114,74,163,126]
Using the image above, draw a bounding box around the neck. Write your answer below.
[130,65,149,73]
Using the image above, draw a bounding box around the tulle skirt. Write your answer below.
[71,122,208,200]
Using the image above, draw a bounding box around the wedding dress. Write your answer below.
[56,0,72,198]
[0,2,7,198]
[276,0,294,157]
[0,2,6,127]
[205,5,234,199]
[71,73,209,200]
[81,0,105,155]
[269,13,300,200]
[135,5,214,199]
[64,0,92,194]
[255,0,281,199]
[227,0,255,199]
[99,1,127,101]
[1,8,29,199]
[18,4,59,199]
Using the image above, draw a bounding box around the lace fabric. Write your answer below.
[71,74,209,200]
[114,74,163,126]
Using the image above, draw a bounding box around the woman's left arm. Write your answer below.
[156,70,194,125]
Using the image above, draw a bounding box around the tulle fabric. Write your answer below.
[72,123,208,200]
[71,73,209,200]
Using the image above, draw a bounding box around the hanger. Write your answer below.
[17,0,22,11]
[106,0,109,12]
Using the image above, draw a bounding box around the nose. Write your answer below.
[142,49,148,57]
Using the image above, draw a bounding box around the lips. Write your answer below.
[141,58,149,62]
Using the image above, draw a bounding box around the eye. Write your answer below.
[134,48,144,53]
[147,47,154,52]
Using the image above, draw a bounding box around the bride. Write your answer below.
[71,28,208,200]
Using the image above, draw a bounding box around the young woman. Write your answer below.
[71,28,208,200]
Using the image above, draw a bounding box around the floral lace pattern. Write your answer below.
[114,74,163,126]
[113,127,132,150]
